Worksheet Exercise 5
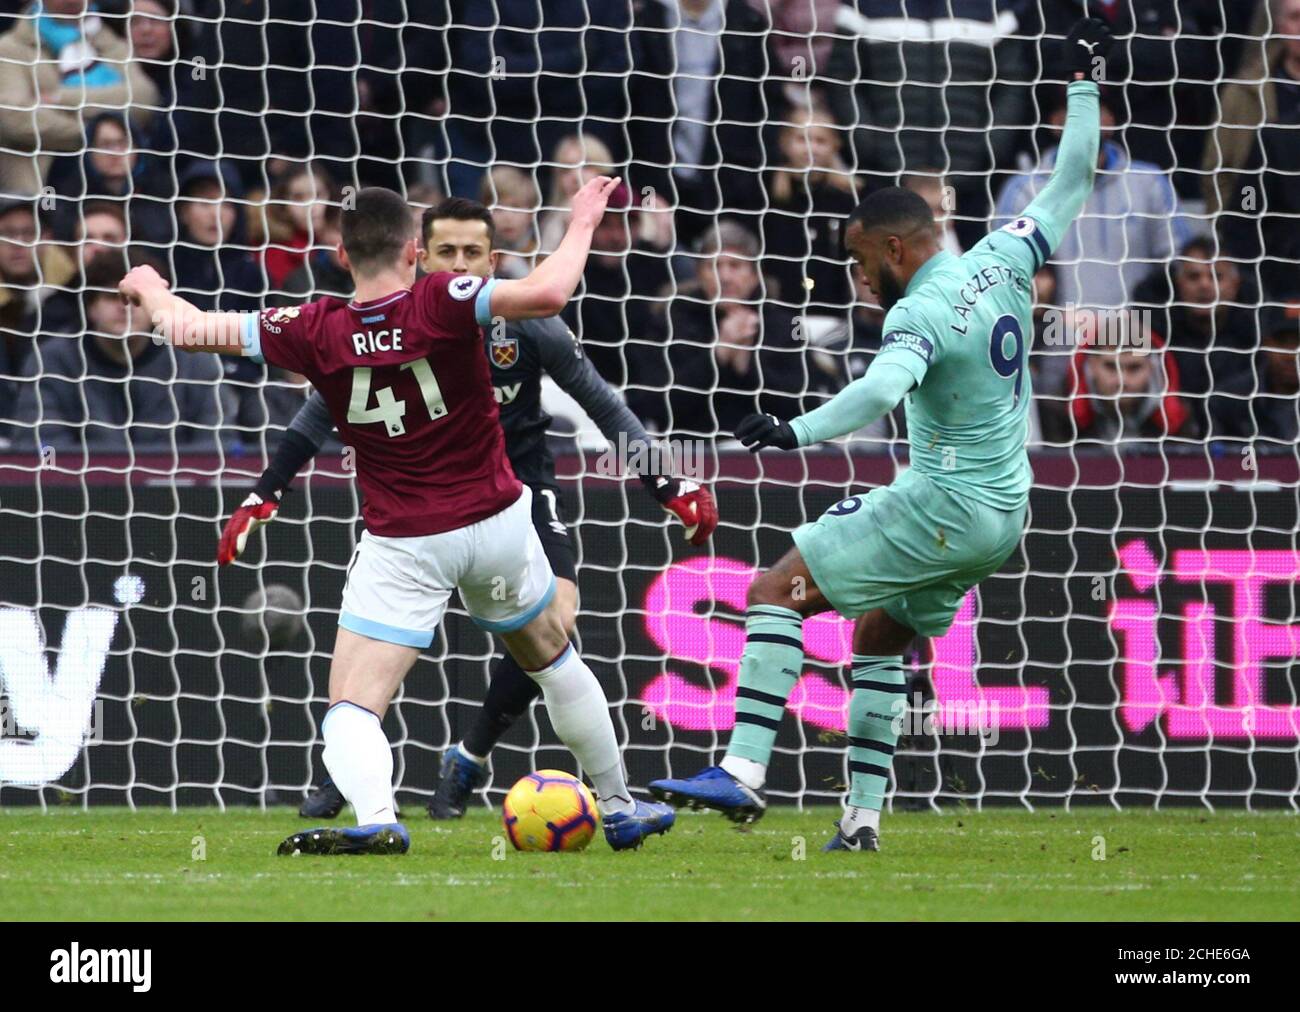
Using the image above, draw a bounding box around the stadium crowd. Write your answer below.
[0,0,1296,459]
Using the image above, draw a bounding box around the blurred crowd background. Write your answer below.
[0,0,1297,463]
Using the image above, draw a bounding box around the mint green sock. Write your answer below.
[725,605,804,765]
[848,655,906,810]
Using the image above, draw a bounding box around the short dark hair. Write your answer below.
[846,186,934,239]
[422,197,495,248]
[1176,235,1219,263]
[0,197,35,224]
[80,199,127,230]
[82,249,131,306]
[341,187,412,273]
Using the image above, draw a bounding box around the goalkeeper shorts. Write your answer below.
[792,467,1025,638]
[339,485,556,648]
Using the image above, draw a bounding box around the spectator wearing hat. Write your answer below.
[0,0,158,197]
[169,160,261,311]
[1212,303,1300,449]
[12,254,222,457]
[168,160,270,450]
[563,180,674,393]
[641,220,813,438]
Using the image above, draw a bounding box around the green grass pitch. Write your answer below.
[2,808,1296,921]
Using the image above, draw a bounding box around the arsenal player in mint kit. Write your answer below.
[119,177,677,854]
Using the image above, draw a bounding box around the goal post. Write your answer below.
[0,2,1297,812]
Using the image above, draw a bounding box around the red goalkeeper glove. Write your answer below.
[643,475,718,546]
[217,490,282,565]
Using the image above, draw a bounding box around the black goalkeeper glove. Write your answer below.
[735,413,799,452]
[1064,17,1114,81]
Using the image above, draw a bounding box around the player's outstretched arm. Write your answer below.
[735,361,917,452]
[119,264,251,356]
[217,392,333,565]
[485,175,621,321]
[1016,18,1112,246]
[534,318,718,544]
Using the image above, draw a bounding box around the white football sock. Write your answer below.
[321,702,396,826]
[840,805,881,835]
[720,755,767,791]
[523,643,633,816]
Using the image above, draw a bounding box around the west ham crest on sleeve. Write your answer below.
[490,337,519,369]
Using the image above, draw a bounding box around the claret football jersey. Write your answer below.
[241,271,521,537]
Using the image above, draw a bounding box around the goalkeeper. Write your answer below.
[651,18,1112,851]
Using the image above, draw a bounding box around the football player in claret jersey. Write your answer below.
[119,177,677,854]
[219,194,718,822]
[651,18,1113,851]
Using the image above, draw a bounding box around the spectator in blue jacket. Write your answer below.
[993,89,1190,311]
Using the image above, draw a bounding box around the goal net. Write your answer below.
[0,1,1297,812]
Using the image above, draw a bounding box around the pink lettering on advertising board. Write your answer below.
[639,557,1050,733]
[1110,542,1300,739]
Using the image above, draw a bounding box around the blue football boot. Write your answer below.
[602,799,676,851]
[822,822,880,852]
[428,745,489,820]
[649,766,767,824]
[277,822,410,856]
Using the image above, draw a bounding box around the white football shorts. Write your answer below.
[338,486,556,648]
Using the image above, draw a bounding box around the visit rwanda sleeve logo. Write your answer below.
[449,275,484,301]
[881,330,934,364]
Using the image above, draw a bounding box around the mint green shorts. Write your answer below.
[792,468,1025,637]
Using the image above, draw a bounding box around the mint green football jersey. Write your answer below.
[874,218,1054,512]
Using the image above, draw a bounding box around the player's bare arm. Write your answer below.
[118,263,250,355]
[485,175,621,320]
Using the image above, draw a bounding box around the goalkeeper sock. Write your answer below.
[722,605,805,781]
[321,701,396,825]
[462,652,542,760]
[523,643,632,817]
[846,655,906,821]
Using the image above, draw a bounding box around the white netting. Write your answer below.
[0,1,1297,811]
